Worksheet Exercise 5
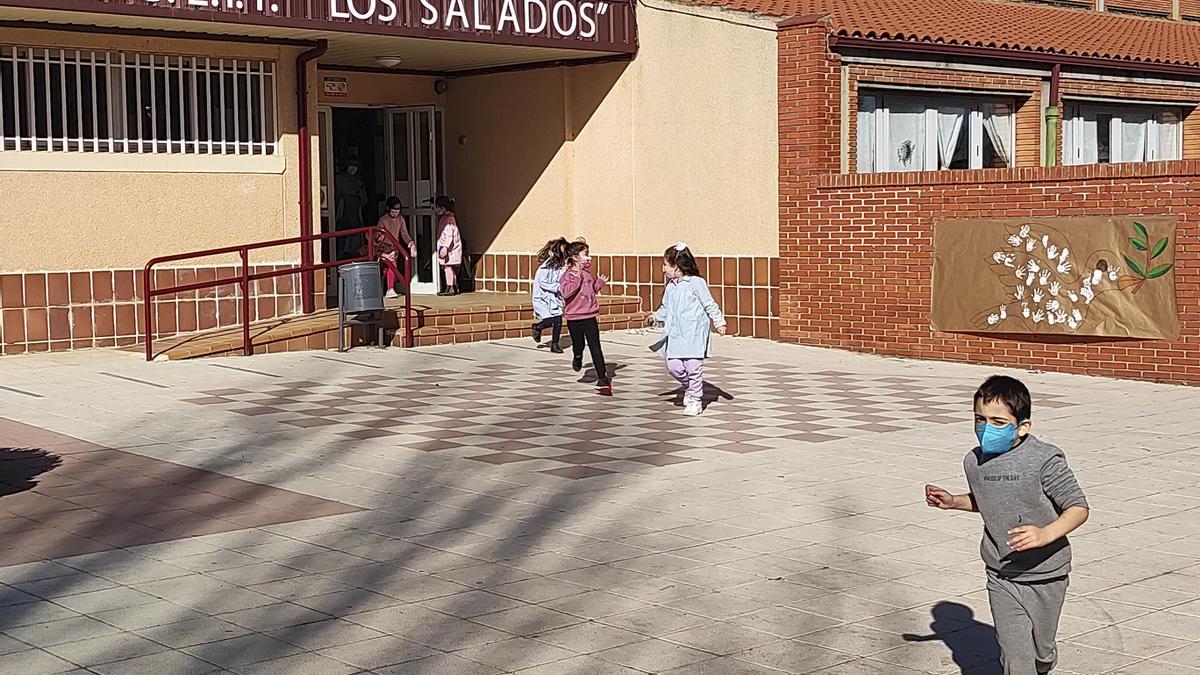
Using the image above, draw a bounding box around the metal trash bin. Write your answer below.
[337,262,386,351]
[339,262,384,313]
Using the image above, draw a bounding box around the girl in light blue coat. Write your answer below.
[531,237,569,353]
[648,243,727,415]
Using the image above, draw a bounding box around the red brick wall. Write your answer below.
[0,265,312,355]
[779,23,1200,385]
[474,253,780,340]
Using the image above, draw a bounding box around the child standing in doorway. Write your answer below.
[434,196,462,296]
[532,237,569,354]
[647,243,727,416]
[560,240,612,394]
[925,375,1089,675]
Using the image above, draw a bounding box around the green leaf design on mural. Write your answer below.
[1130,238,1148,251]
[1146,263,1174,279]
[1124,254,1146,278]
[1133,222,1149,243]
[1151,237,1169,260]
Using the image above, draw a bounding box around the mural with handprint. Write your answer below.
[932,218,1179,339]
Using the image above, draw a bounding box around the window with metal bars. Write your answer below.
[0,46,277,155]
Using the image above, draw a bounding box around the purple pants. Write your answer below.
[666,358,704,400]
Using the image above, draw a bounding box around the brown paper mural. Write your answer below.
[932,217,1179,339]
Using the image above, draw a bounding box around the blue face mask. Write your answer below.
[976,422,1019,455]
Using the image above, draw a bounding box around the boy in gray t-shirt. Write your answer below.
[925,375,1089,675]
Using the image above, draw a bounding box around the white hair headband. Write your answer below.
[673,242,688,251]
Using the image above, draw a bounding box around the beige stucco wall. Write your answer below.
[317,71,440,107]
[0,28,304,272]
[446,1,780,256]
[1,0,779,275]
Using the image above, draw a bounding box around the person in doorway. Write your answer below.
[532,237,569,353]
[375,197,417,299]
[646,243,727,416]
[560,240,611,394]
[434,196,462,296]
[925,375,1090,675]
[334,161,368,259]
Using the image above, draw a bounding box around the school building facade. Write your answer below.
[3,0,1200,385]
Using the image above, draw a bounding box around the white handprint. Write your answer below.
[1039,270,1051,286]
[1026,272,1036,286]
[1015,266,1026,281]
[1059,247,1069,262]
[1049,281,1061,296]
[1026,239,1036,252]
[1071,308,1083,322]
[987,313,1000,326]
[999,305,1008,320]
[992,252,1007,265]
[1047,312,1059,325]
[1067,317,1079,331]
[1081,285,1095,304]
[1026,260,1040,273]
[1032,288,1045,304]
[1047,245,1059,260]
[1067,291,1079,302]
[1108,266,1121,281]
[1014,285,1026,300]
[1057,259,1072,274]
[1003,254,1015,268]
[1008,235,1023,247]
[1032,311,1045,323]
[1020,225,1031,238]
[1046,299,1060,312]
[1022,303,1031,318]
[1042,235,1051,249]
[1053,310,1068,324]
[1091,269,1104,285]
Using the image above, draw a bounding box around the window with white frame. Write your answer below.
[0,46,277,155]
[1062,102,1183,165]
[857,91,1016,173]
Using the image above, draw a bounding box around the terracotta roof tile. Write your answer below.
[688,0,1200,67]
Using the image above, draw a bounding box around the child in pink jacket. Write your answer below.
[434,196,462,296]
[560,240,611,394]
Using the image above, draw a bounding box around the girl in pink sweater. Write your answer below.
[560,240,611,394]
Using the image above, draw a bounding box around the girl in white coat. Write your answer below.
[647,243,727,415]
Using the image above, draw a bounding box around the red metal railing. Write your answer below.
[142,227,413,361]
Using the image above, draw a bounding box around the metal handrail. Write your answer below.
[143,227,414,361]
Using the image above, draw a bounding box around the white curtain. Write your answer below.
[1157,110,1181,161]
[981,103,1013,167]
[936,107,965,170]
[857,96,877,172]
[887,102,925,172]
[1072,110,1099,165]
[1119,111,1150,163]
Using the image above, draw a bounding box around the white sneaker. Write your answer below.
[683,398,703,416]
[384,289,399,299]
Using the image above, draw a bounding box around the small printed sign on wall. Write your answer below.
[323,77,348,98]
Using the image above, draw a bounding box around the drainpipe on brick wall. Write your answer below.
[1046,63,1061,168]
[297,40,328,315]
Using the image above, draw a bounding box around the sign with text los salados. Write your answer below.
[11,0,637,52]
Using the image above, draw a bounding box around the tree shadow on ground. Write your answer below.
[903,601,1002,674]
[0,448,62,496]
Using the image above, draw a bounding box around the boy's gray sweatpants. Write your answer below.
[987,570,1069,675]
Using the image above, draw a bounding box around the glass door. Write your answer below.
[387,106,444,295]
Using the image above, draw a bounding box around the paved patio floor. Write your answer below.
[1,334,1198,674]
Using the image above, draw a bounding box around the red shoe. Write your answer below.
[597,379,612,396]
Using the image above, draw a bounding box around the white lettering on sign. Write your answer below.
[331,0,609,37]
[132,0,610,39]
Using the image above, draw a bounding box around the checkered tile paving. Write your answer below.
[183,353,1074,480]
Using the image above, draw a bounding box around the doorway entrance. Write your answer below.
[319,105,445,296]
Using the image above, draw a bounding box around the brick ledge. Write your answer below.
[817,160,1200,190]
